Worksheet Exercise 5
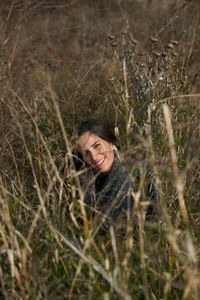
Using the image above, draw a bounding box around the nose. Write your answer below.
[90,149,98,162]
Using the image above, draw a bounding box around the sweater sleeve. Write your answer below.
[125,165,159,216]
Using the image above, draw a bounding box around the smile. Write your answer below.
[94,158,105,167]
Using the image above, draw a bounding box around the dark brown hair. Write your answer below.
[77,120,117,146]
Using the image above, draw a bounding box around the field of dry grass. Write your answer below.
[0,0,200,299]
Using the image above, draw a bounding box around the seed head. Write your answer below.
[114,127,120,137]
[111,42,117,48]
[167,43,174,49]
[132,39,138,45]
[137,51,143,56]
[152,51,161,57]
[108,35,115,40]
[150,36,158,43]
[171,40,178,46]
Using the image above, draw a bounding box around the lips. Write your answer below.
[94,158,105,167]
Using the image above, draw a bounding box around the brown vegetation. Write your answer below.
[0,0,199,299]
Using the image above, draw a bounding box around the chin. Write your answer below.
[99,164,112,173]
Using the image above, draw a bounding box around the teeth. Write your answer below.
[96,159,104,166]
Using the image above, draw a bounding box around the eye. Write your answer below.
[94,143,100,149]
[85,150,90,156]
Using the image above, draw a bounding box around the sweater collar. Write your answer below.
[93,156,121,179]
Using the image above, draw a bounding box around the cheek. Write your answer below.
[109,149,114,161]
[106,145,114,158]
[82,154,90,164]
[102,142,113,153]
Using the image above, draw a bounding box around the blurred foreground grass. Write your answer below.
[0,1,200,299]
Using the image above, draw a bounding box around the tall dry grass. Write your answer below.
[0,0,200,299]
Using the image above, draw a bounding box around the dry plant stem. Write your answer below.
[163,104,189,225]
[110,226,119,265]
[68,226,105,299]
[7,28,20,75]
[4,139,23,199]
[0,191,24,298]
[75,61,100,92]
[156,15,178,38]
[8,92,62,187]
[155,93,200,106]
[67,233,104,299]
[9,92,65,210]
[186,14,199,74]
[0,265,7,299]
[47,43,78,86]
[9,93,89,251]
[17,121,47,219]
[13,87,105,295]
[68,235,104,300]
[1,194,21,259]
[122,32,130,136]
[53,228,132,300]
[1,1,24,75]
[67,254,86,300]
[138,213,149,300]
[145,105,171,224]
[14,266,26,299]
[121,212,135,285]
[48,84,90,238]
[0,222,9,248]
[68,258,84,300]
[36,125,43,189]
[123,56,129,109]
[182,233,199,300]
[0,0,14,44]
[0,179,39,216]
[21,206,42,283]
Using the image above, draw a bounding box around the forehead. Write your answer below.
[78,132,103,151]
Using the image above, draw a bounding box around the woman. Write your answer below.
[76,119,158,232]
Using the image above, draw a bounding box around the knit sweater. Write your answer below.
[80,157,158,231]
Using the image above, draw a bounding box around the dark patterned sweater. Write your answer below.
[80,157,158,231]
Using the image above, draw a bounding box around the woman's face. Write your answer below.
[78,132,115,173]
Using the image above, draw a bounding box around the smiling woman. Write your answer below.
[76,120,158,233]
[78,132,115,173]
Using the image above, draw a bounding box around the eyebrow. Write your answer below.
[82,140,100,154]
[90,140,100,148]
